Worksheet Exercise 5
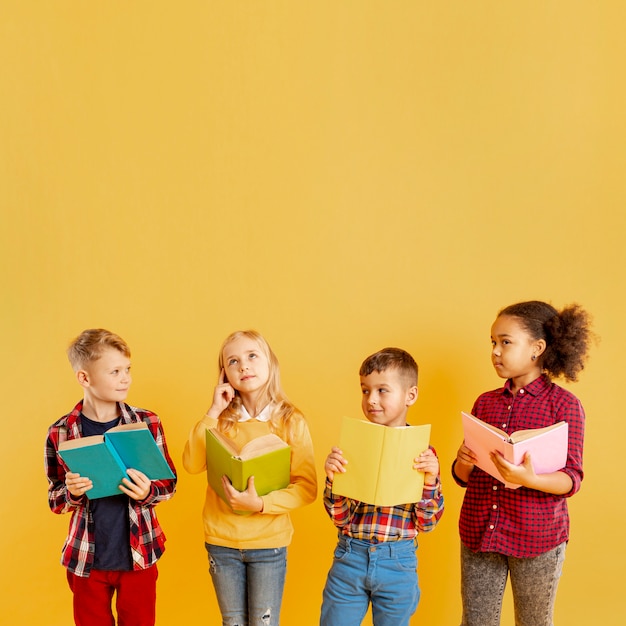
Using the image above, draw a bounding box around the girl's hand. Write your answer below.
[65,471,93,498]
[456,443,477,469]
[207,369,236,418]
[413,448,440,486]
[221,475,264,513]
[490,451,536,488]
[120,468,152,501]
[324,447,347,481]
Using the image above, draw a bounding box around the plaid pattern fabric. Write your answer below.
[45,400,177,577]
[323,450,444,542]
[456,375,585,558]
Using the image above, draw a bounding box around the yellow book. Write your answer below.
[332,417,431,506]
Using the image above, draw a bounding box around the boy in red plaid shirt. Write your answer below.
[45,329,176,626]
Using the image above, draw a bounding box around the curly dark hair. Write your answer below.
[498,300,593,382]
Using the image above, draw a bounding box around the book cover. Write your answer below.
[205,428,291,504]
[332,416,431,507]
[58,422,175,499]
[461,411,568,489]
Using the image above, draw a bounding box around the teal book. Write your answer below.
[205,428,291,504]
[58,422,175,499]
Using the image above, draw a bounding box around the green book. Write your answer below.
[205,428,291,504]
[58,422,175,499]
[332,416,431,506]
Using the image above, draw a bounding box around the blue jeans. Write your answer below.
[205,543,287,626]
[460,542,566,626]
[320,535,420,626]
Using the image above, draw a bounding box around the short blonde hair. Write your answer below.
[67,329,130,371]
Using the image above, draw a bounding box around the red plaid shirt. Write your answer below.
[454,375,584,558]
[45,400,177,577]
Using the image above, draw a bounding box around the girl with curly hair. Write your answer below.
[452,301,593,626]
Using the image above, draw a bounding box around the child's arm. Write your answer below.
[183,372,234,474]
[413,446,444,533]
[322,446,359,527]
[45,429,86,514]
[452,443,477,486]
[490,452,574,495]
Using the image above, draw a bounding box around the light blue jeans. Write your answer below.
[320,535,420,626]
[460,542,566,626]
[205,543,287,626]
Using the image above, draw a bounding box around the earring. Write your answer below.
[531,355,537,361]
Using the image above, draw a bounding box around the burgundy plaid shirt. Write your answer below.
[454,375,584,558]
[45,400,177,577]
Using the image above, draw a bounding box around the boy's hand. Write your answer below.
[120,468,151,501]
[221,475,264,513]
[65,471,93,498]
[324,447,347,481]
[206,369,235,418]
[413,448,439,486]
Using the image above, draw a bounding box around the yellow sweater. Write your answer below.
[183,412,318,549]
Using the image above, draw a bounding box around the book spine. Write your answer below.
[104,437,130,480]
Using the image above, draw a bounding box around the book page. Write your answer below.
[238,434,288,461]
[508,421,566,444]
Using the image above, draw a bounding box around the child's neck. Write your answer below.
[240,392,269,419]
[81,396,120,423]
[510,369,543,395]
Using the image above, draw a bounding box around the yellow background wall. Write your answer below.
[2,2,624,624]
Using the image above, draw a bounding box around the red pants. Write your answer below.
[66,566,158,626]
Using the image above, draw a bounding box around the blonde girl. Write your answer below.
[183,330,317,626]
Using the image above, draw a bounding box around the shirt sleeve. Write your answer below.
[261,416,318,514]
[413,477,444,532]
[45,425,85,514]
[182,414,215,474]
[141,414,177,506]
[323,477,358,528]
[557,395,585,498]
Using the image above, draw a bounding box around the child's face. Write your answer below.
[360,368,417,427]
[222,335,270,397]
[79,347,132,404]
[491,315,543,383]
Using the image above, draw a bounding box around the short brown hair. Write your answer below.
[359,347,418,387]
[67,329,130,371]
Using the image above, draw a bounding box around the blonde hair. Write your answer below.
[216,330,301,443]
[67,329,130,371]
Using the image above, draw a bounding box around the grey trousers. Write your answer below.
[460,542,566,626]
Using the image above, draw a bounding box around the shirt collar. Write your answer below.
[239,403,272,422]
[504,374,551,397]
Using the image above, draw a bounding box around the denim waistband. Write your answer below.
[337,534,417,556]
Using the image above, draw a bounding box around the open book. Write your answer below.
[205,428,291,504]
[461,411,568,489]
[332,417,431,506]
[58,422,175,499]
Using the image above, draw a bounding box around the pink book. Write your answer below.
[461,411,568,489]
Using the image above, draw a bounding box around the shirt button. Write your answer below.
[502,424,507,428]
[489,524,495,530]
[492,504,498,509]
[507,405,511,410]
[492,485,498,491]
[519,389,525,394]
